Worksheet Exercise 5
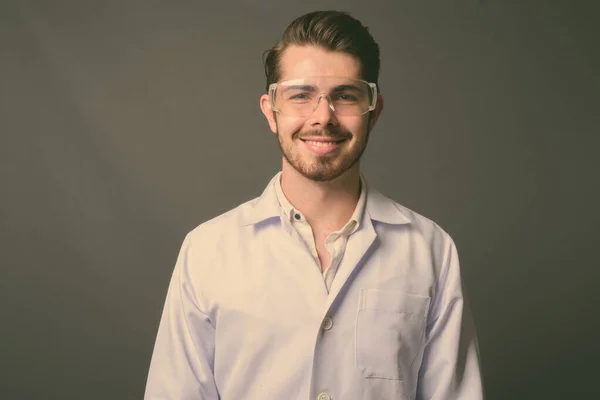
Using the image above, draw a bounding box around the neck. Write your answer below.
[280,162,361,232]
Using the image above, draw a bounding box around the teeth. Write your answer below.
[305,140,339,147]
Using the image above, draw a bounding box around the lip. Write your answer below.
[301,137,347,142]
[300,138,347,155]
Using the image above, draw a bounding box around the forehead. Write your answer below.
[279,45,362,81]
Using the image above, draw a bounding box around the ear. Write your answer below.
[260,94,278,134]
[368,95,384,132]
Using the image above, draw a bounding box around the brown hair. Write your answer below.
[262,11,381,93]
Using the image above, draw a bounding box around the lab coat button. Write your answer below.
[317,392,331,400]
[322,317,333,331]
[294,213,301,220]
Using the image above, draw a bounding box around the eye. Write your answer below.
[289,93,310,100]
[336,94,358,101]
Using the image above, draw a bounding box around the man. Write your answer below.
[145,10,484,400]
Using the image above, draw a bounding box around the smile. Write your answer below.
[303,140,342,146]
[300,138,347,154]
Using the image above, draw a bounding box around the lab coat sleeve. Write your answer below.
[144,234,220,400]
[416,237,485,400]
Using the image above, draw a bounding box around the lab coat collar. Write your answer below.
[240,172,412,227]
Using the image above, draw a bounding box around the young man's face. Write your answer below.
[260,45,384,182]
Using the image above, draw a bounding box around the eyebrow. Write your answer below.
[332,84,362,92]
[282,85,317,93]
[282,84,362,92]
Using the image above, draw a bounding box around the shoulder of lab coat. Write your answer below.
[396,210,484,399]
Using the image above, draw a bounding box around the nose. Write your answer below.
[308,94,337,126]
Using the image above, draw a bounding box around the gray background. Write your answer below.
[1,0,598,399]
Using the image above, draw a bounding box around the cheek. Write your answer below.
[345,117,370,137]
[277,118,305,137]
[342,114,368,127]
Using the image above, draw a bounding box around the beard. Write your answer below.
[276,124,371,182]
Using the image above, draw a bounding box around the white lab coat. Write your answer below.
[145,172,485,399]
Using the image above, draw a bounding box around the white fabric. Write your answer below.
[145,171,485,400]
[274,171,367,291]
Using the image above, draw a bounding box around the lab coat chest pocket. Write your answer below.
[356,288,430,380]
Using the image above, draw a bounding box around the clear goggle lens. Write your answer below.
[269,76,377,117]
